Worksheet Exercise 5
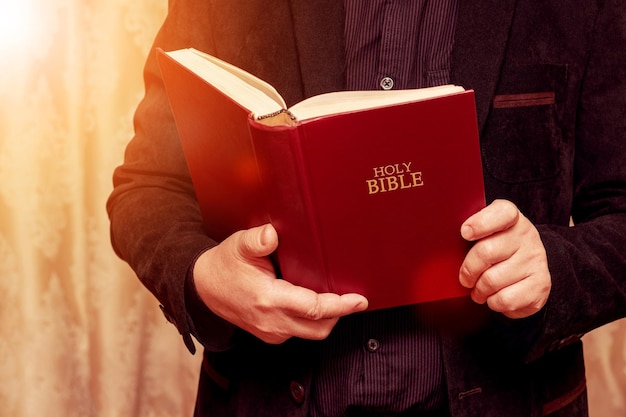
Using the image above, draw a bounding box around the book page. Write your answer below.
[166,48,465,124]
[167,49,286,116]
[288,85,465,121]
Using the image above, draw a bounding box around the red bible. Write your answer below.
[157,48,486,310]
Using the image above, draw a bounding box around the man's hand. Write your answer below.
[459,199,551,318]
[192,223,368,344]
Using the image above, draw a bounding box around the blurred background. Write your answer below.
[0,1,624,416]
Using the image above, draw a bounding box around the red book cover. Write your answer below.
[157,48,486,310]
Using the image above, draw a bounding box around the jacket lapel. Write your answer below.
[205,0,345,106]
[451,0,517,131]
[287,0,346,101]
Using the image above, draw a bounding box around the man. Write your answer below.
[107,0,626,416]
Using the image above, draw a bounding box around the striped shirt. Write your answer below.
[345,0,459,91]
[311,1,459,416]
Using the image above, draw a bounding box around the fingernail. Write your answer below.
[259,224,270,246]
[461,224,473,240]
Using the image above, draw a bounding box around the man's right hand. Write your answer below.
[192,223,369,344]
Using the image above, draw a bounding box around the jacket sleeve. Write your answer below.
[523,0,626,362]
[106,0,238,354]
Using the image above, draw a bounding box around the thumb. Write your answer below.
[236,223,279,259]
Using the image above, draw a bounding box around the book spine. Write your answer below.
[247,119,331,293]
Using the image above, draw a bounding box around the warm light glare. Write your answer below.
[0,2,38,53]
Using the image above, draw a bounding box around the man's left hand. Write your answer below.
[459,199,551,319]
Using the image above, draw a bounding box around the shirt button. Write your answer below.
[380,76,394,90]
[366,338,381,352]
[289,380,305,405]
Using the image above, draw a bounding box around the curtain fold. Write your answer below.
[0,1,200,416]
[0,1,623,416]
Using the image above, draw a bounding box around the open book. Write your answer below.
[164,48,466,124]
[157,47,485,310]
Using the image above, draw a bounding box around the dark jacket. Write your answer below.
[107,0,626,416]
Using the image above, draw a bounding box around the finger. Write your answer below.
[461,199,519,241]
[469,260,524,304]
[272,279,368,319]
[281,292,368,341]
[297,292,369,320]
[236,223,278,259]
[459,235,518,288]
[485,274,551,318]
[253,287,368,343]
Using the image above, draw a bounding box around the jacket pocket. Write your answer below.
[481,64,568,184]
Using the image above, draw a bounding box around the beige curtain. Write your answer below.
[0,1,200,416]
[0,1,623,416]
